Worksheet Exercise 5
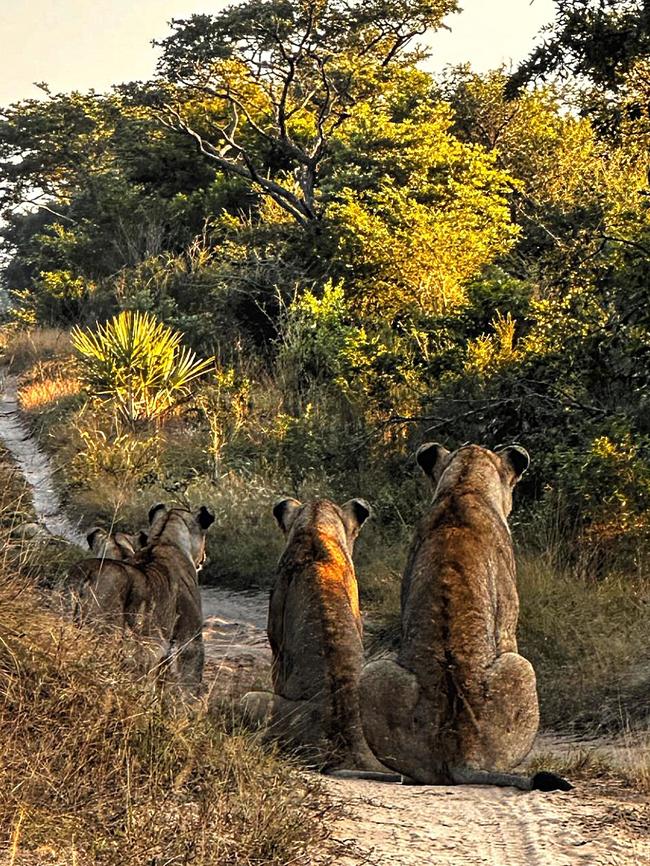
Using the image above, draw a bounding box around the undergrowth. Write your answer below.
[5,327,650,739]
[0,516,327,866]
[0,428,329,865]
[517,552,650,731]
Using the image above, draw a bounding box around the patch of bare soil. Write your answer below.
[202,585,273,700]
[319,777,648,866]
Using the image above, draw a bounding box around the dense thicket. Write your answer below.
[1,0,649,569]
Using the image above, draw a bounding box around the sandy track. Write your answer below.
[0,372,85,545]
[198,585,648,865]
[202,585,272,698]
[0,373,647,866]
[323,778,644,865]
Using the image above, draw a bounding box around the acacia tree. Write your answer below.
[155,0,458,227]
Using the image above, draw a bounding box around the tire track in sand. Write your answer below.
[321,778,643,866]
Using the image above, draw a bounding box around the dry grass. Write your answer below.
[527,729,650,794]
[0,445,34,527]
[0,442,329,866]
[0,570,328,866]
[517,552,650,731]
[0,328,71,373]
[18,362,82,413]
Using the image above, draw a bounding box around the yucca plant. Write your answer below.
[71,310,213,424]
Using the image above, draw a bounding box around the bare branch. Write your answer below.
[160,103,315,225]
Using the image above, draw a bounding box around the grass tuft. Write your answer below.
[517,551,650,731]
[1,328,71,373]
[18,362,82,413]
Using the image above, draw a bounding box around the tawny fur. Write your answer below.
[86,527,146,561]
[242,498,385,772]
[360,444,542,786]
[74,505,214,689]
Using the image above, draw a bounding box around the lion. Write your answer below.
[86,526,148,560]
[74,503,214,688]
[360,443,571,791]
[242,497,388,773]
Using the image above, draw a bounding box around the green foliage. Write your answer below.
[156,0,459,224]
[70,311,213,424]
[195,367,252,479]
[3,1,650,575]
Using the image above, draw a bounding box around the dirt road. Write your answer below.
[199,586,648,865]
[1,371,648,866]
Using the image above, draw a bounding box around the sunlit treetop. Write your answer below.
[153,0,459,225]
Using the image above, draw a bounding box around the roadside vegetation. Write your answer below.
[0,451,326,866]
[0,0,649,816]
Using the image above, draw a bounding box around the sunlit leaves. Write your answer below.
[326,96,517,316]
[71,310,213,424]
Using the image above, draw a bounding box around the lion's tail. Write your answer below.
[450,767,573,792]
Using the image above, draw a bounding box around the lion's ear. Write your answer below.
[197,505,215,530]
[497,445,530,482]
[272,498,302,534]
[341,498,371,535]
[86,527,103,551]
[416,443,450,480]
[148,503,167,525]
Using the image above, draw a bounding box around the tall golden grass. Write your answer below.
[0,569,327,865]
[18,364,82,413]
[517,551,650,731]
[1,328,71,373]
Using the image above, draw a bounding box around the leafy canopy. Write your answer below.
[155,0,459,224]
[510,0,650,93]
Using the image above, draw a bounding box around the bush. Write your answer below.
[71,311,213,425]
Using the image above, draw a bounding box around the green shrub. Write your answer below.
[71,310,213,425]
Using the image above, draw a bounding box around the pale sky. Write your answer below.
[0,0,556,105]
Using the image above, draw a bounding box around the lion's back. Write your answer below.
[400,493,517,678]
[74,558,139,626]
[276,531,363,702]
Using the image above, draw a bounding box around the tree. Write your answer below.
[154,0,458,227]
[509,0,650,94]
[324,80,517,316]
[0,89,232,324]
[443,68,605,281]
